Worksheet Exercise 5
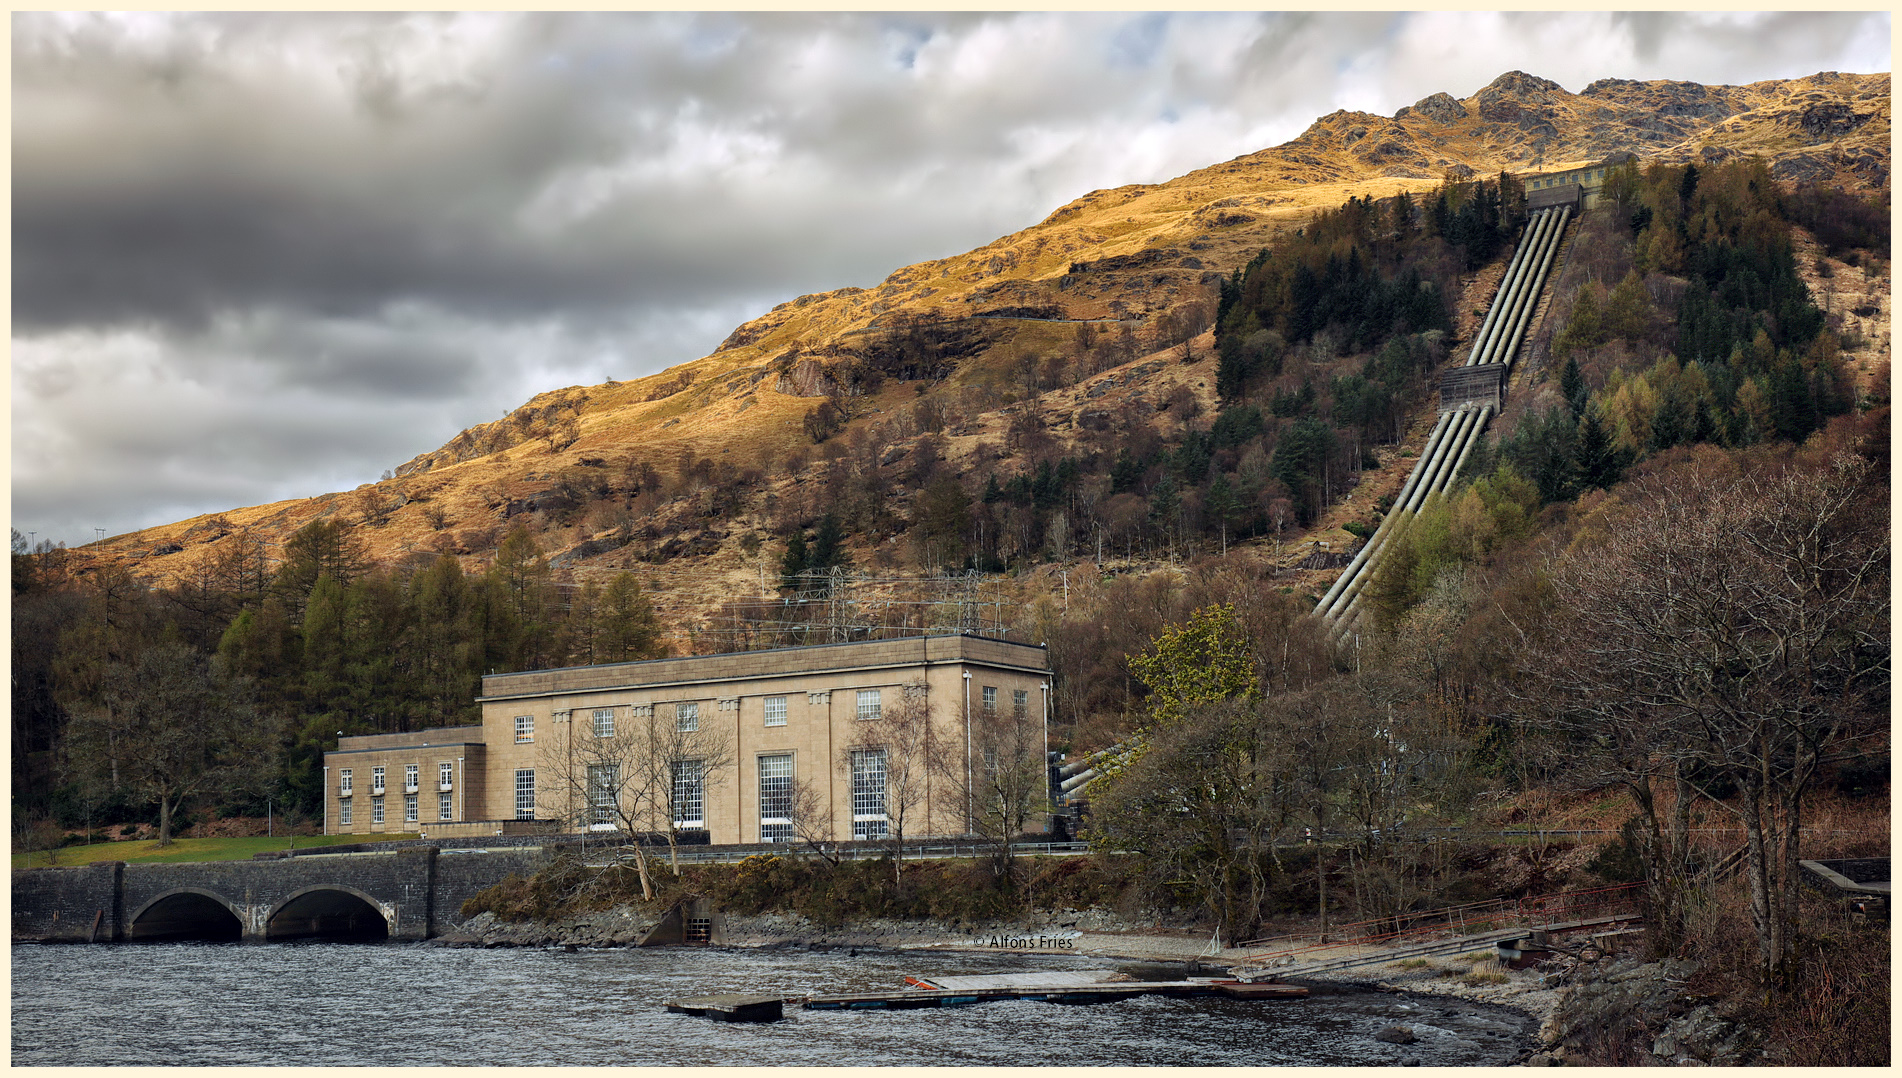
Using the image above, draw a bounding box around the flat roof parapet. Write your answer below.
[479,633,1049,702]
[336,726,485,751]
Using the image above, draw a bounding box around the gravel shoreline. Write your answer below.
[444,907,1567,1062]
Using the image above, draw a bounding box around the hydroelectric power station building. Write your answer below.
[321,635,1052,845]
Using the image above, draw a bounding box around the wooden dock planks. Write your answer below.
[804,979,1306,1010]
[668,974,1308,1020]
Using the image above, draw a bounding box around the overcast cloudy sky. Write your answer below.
[12,11,1889,548]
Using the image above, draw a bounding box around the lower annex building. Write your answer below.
[322,634,1053,844]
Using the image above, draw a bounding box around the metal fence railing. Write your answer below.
[1233,881,1643,967]
[582,838,1095,868]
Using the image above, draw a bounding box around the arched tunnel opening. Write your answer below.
[266,890,390,942]
[128,892,244,942]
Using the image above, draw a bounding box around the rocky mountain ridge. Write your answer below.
[74,69,1890,622]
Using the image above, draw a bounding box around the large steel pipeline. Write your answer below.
[1478,209,1557,365]
[1479,209,1558,370]
[1462,213,1544,368]
[1443,403,1495,484]
[1326,411,1488,638]
[1319,206,1571,631]
[1493,205,1572,370]
[1054,740,1139,799]
[1325,412,1474,625]
[1315,406,1474,620]
[1057,741,1129,779]
[1313,412,1455,618]
[1340,210,1558,611]
[1466,209,1554,368]
[1325,409,1481,625]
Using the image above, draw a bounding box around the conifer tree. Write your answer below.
[599,573,665,662]
[1648,393,1687,452]
[778,532,809,591]
[1574,408,1623,493]
[1559,355,1587,418]
[809,514,849,573]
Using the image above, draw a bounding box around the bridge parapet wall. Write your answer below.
[12,862,124,942]
[16,846,543,943]
[431,847,557,929]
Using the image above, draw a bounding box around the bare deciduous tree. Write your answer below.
[956,688,1051,879]
[541,702,732,899]
[784,777,842,865]
[1516,448,1887,987]
[63,643,282,846]
[839,683,942,883]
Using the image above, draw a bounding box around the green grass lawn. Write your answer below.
[11,832,411,869]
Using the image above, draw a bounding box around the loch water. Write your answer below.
[12,942,1533,1066]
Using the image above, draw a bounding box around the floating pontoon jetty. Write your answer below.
[667,969,1306,1021]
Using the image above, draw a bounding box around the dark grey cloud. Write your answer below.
[12,11,1888,546]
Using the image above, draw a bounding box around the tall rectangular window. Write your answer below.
[339,769,353,795]
[514,715,534,743]
[758,754,793,842]
[763,696,787,727]
[672,759,705,829]
[856,689,882,722]
[588,764,619,828]
[982,686,997,713]
[593,708,615,738]
[372,797,385,825]
[850,748,888,840]
[404,793,418,823]
[515,769,536,819]
[1013,689,1029,718]
[372,766,386,793]
[675,702,699,732]
[339,799,353,827]
[439,762,453,789]
[404,764,419,791]
[438,792,453,821]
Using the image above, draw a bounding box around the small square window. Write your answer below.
[593,708,615,738]
[763,696,787,727]
[676,702,699,732]
[515,715,534,743]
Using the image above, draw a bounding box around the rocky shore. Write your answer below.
[1290,950,1764,1066]
[437,907,1757,1065]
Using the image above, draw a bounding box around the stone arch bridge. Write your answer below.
[13,845,551,943]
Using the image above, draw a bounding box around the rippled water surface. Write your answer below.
[13,942,1531,1066]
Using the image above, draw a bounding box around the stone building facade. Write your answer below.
[1523,152,1638,211]
[322,634,1052,845]
[324,726,487,836]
